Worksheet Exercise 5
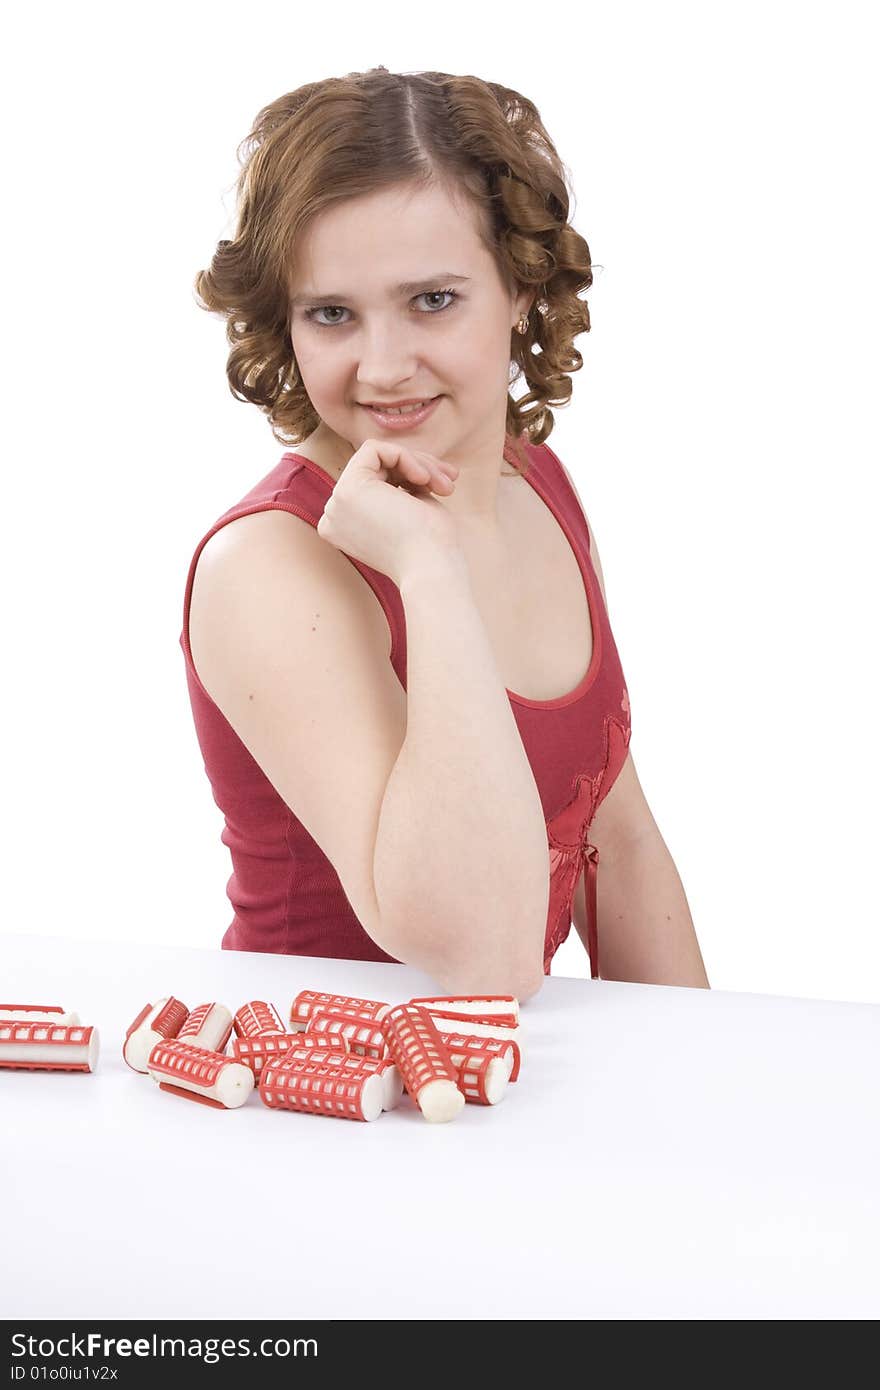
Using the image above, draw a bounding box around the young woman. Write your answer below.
[181,66,710,997]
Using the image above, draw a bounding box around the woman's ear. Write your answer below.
[512,289,536,328]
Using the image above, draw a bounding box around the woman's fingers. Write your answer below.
[427,470,454,492]
[398,451,456,492]
[376,447,457,494]
[411,450,457,489]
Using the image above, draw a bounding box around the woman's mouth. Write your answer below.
[360,396,443,430]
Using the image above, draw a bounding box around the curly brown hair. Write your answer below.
[193,66,595,477]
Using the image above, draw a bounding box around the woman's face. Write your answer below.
[288,181,530,459]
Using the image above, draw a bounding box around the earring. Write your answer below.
[516,313,529,334]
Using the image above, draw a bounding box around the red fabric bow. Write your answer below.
[543,714,631,978]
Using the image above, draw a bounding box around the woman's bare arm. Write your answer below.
[373,548,550,999]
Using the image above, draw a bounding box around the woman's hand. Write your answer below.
[315,438,461,586]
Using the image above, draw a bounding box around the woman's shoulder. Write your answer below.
[194,434,337,571]
[198,501,321,565]
[190,498,394,684]
[536,439,600,556]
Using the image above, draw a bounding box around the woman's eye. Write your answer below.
[304,288,459,328]
[308,305,348,326]
[418,289,457,311]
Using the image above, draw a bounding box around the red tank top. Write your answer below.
[179,437,632,978]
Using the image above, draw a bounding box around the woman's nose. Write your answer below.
[355,324,419,390]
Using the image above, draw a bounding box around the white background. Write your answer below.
[3,1,877,1003]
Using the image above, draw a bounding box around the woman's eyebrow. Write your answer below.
[290,273,471,306]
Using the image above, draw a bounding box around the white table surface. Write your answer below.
[2,932,878,1320]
